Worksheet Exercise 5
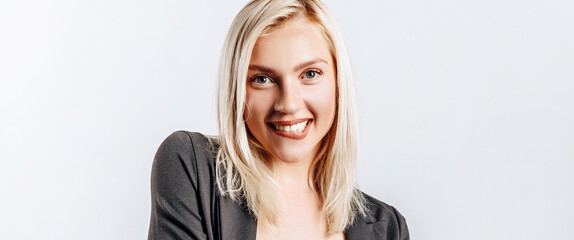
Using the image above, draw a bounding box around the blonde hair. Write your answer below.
[215,0,365,233]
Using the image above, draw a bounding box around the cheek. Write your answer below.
[244,99,260,137]
[306,79,337,122]
[244,89,256,125]
[244,90,273,123]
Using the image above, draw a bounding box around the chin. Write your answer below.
[270,147,314,163]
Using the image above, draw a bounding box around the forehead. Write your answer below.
[250,17,332,68]
[262,15,318,35]
[258,16,323,45]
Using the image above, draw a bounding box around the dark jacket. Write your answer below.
[148,131,409,240]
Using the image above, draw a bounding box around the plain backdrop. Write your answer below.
[1,0,573,239]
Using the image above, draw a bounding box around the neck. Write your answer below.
[264,155,326,236]
[273,158,314,192]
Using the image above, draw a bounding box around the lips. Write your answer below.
[268,119,312,140]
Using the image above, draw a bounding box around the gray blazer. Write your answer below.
[148,131,409,240]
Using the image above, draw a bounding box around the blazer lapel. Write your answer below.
[218,195,257,240]
[345,210,378,240]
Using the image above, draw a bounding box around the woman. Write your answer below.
[148,0,409,239]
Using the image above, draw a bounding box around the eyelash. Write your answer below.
[250,75,273,85]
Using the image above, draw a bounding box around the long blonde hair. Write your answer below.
[215,0,365,233]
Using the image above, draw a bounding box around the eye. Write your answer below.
[251,75,272,84]
[302,69,321,79]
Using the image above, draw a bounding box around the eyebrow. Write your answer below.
[293,58,328,72]
[248,58,328,74]
[248,65,278,76]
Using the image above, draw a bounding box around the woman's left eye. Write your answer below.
[303,70,320,79]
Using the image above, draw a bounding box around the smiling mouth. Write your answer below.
[271,120,309,132]
[268,119,311,139]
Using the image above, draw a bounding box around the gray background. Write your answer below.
[1,0,572,239]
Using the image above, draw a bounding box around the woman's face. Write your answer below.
[245,17,337,164]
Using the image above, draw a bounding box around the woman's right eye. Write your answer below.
[251,76,271,84]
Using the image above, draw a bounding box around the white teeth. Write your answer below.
[274,120,308,133]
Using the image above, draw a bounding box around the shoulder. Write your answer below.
[346,192,410,240]
[152,131,218,190]
[361,192,407,225]
[149,131,221,239]
[156,131,215,155]
[155,131,217,166]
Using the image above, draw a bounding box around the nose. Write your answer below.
[274,79,303,114]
